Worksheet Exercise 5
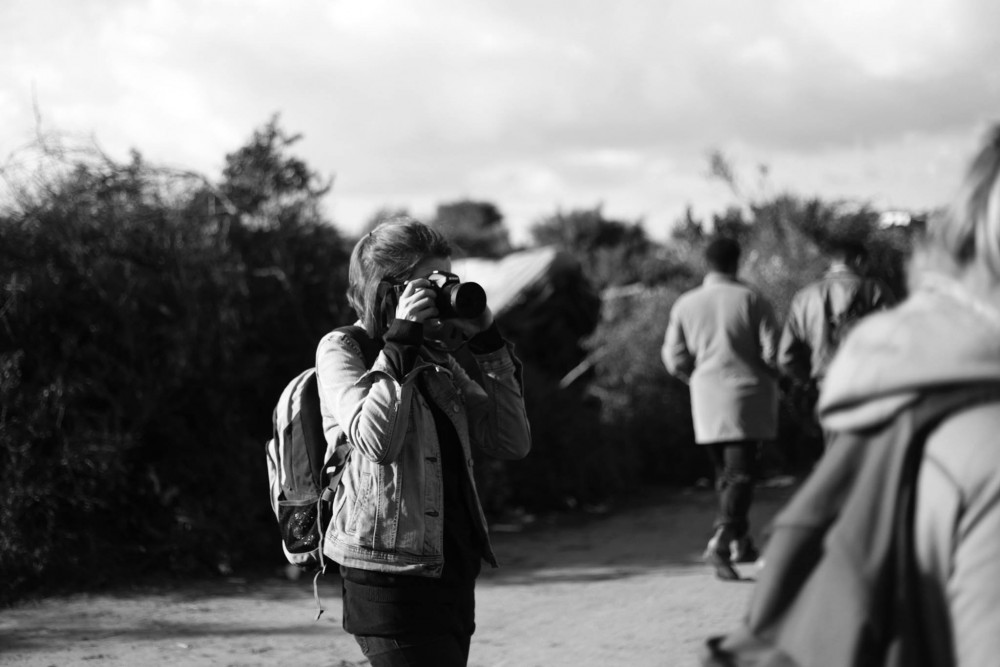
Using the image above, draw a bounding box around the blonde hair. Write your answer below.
[915,124,1000,282]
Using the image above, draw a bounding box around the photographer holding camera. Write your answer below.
[315,216,531,667]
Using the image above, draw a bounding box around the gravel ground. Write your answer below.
[0,484,795,667]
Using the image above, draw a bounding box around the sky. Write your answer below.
[3,0,1000,243]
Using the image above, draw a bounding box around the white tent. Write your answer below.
[452,246,600,376]
[452,246,586,318]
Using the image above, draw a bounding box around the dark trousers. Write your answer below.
[354,632,472,667]
[705,440,760,540]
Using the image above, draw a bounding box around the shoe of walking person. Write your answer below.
[729,536,760,564]
[704,529,741,581]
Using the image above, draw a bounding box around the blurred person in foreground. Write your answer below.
[704,124,1000,666]
[777,238,895,458]
[662,237,780,581]
[315,217,531,666]
[818,124,1000,665]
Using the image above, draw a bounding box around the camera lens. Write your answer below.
[444,281,486,319]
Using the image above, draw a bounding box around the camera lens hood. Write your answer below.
[448,281,486,319]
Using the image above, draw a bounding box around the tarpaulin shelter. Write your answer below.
[452,246,600,376]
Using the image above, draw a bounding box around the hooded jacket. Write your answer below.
[819,274,1000,666]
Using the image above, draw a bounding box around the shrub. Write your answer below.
[0,128,353,603]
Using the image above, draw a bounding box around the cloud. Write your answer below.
[779,0,970,79]
[2,0,998,241]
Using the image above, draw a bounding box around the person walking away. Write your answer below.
[315,217,532,666]
[778,238,894,456]
[662,237,780,581]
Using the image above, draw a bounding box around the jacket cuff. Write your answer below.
[382,319,423,377]
[468,322,504,354]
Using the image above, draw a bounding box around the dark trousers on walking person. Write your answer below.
[704,440,760,579]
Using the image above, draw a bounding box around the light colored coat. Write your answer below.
[661,272,779,444]
[820,274,1000,666]
[778,265,893,385]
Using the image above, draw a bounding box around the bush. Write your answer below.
[0,132,353,603]
[584,287,708,487]
[0,152,248,598]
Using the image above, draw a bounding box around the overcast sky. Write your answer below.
[3,0,999,242]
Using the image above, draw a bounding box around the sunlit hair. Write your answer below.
[914,124,1000,283]
[348,216,452,340]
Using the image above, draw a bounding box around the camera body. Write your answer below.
[426,270,486,319]
[394,270,486,320]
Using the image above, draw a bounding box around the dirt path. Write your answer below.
[0,484,794,667]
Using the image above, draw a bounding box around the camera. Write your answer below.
[426,270,486,319]
[397,270,486,319]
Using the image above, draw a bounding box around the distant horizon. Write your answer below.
[3,0,996,243]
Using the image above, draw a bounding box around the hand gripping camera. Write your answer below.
[393,270,486,320]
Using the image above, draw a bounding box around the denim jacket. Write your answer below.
[315,321,531,577]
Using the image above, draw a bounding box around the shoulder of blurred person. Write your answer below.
[916,399,1000,666]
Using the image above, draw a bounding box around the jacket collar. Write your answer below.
[704,271,738,286]
[824,263,858,279]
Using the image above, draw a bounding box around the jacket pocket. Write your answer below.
[347,471,374,536]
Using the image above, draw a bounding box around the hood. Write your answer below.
[818,274,1000,433]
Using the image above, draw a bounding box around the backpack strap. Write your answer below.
[893,384,1000,666]
[334,324,381,369]
[297,371,326,492]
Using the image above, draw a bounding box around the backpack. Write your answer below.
[264,325,379,614]
[826,283,876,351]
[701,384,1000,667]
